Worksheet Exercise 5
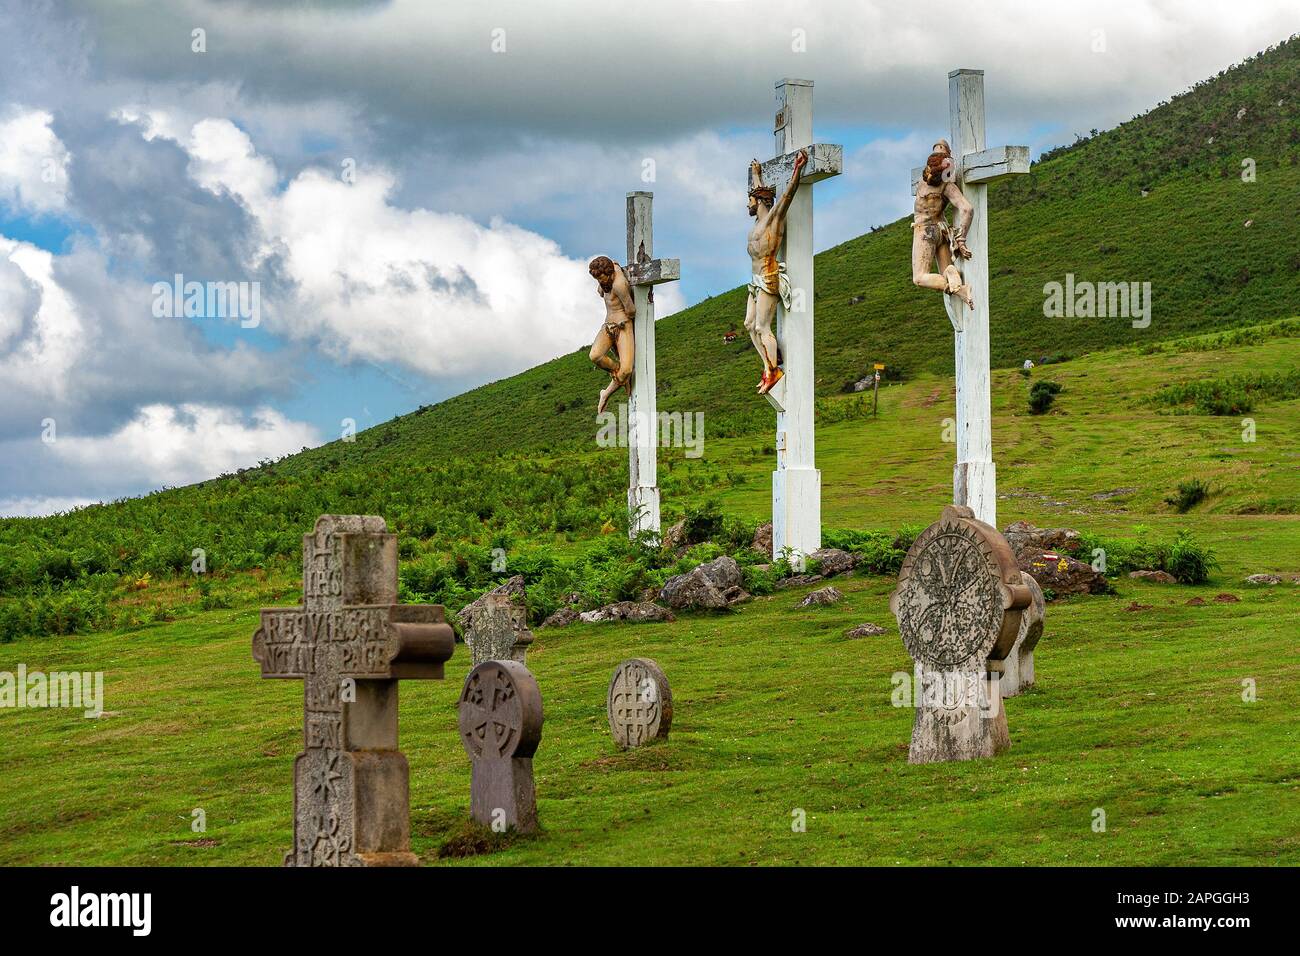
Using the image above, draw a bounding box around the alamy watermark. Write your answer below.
[0,665,103,718]
[1043,273,1151,329]
[152,273,261,328]
[597,403,704,459]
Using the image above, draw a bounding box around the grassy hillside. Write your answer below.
[2,321,1297,865]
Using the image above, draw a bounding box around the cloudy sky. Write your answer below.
[0,0,1294,516]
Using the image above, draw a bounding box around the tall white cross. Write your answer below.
[751,78,842,566]
[623,190,679,541]
[912,69,1029,529]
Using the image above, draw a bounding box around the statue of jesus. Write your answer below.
[587,256,635,414]
[912,139,975,310]
[745,148,808,396]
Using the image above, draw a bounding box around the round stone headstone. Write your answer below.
[458,659,543,761]
[607,658,672,750]
[890,505,1029,669]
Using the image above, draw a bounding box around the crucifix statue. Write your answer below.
[252,514,454,866]
[911,68,1028,527]
[618,191,679,541]
[911,69,1032,687]
[747,78,842,567]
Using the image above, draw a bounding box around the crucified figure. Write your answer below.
[587,255,635,414]
[745,148,807,395]
[912,139,975,312]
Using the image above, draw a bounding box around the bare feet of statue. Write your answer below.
[758,366,783,395]
[597,380,619,415]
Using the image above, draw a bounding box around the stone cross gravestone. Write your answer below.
[751,79,843,568]
[999,572,1044,697]
[911,68,1031,674]
[252,514,454,866]
[889,505,1030,763]
[607,658,673,749]
[458,659,543,834]
[465,592,534,666]
[623,191,681,542]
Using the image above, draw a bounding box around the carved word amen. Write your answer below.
[1042,273,1151,329]
[50,886,151,936]
[0,665,103,717]
[151,273,261,328]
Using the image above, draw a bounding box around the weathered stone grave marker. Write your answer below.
[458,659,543,833]
[607,658,673,749]
[252,514,454,866]
[890,505,1030,763]
[623,190,680,541]
[750,78,842,568]
[464,592,534,666]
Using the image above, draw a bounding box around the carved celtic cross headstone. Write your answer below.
[252,514,454,866]
[890,505,1029,763]
[607,658,673,749]
[458,659,543,834]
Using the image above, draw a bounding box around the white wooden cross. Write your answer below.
[911,69,1029,529]
[751,78,842,567]
[623,191,679,541]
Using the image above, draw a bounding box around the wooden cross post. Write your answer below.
[751,78,842,567]
[252,514,454,866]
[912,70,1029,528]
[623,191,679,542]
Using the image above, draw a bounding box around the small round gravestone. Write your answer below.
[458,660,544,833]
[607,658,672,750]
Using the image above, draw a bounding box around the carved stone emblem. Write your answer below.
[607,658,672,749]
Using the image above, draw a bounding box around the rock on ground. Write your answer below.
[659,555,748,610]
[752,522,773,557]
[1129,569,1177,584]
[1245,573,1282,585]
[540,607,581,629]
[798,586,843,608]
[776,573,824,589]
[845,622,886,638]
[808,547,855,577]
[1002,521,1082,559]
[1018,548,1108,598]
[578,602,676,624]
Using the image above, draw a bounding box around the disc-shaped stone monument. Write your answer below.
[458,659,543,833]
[890,504,1030,763]
[607,658,673,749]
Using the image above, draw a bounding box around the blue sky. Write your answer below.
[0,0,1294,515]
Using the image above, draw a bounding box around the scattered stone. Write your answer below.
[658,555,744,610]
[808,547,855,577]
[458,574,527,635]
[1185,597,1207,606]
[1002,521,1082,558]
[578,601,675,624]
[1245,573,1282,585]
[1213,593,1240,604]
[851,376,872,391]
[660,520,687,552]
[1129,569,1177,584]
[251,514,455,867]
[464,592,534,665]
[458,660,542,834]
[540,607,581,629]
[845,622,887,638]
[1018,547,1108,598]
[1124,601,1152,612]
[607,659,673,749]
[797,586,843,607]
[849,295,864,305]
[752,521,773,557]
[777,573,825,589]
[1090,487,1137,500]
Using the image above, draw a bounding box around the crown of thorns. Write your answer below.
[748,184,776,201]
